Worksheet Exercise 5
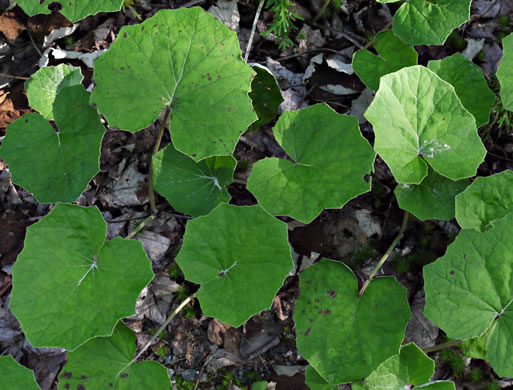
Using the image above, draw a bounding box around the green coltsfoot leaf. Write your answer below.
[428,53,496,127]
[15,0,123,22]
[58,321,171,390]
[152,142,236,217]
[91,7,257,161]
[353,30,418,91]
[176,203,293,327]
[377,0,472,46]
[365,65,486,184]
[455,170,513,231]
[247,104,375,223]
[248,64,283,131]
[424,212,513,377]
[10,204,154,350]
[305,366,338,390]
[294,259,411,384]
[497,33,513,111]
[0,85,105,203]
[25,64,83,120]
[353,343,455,389]
[0,355,39,390]
[395,167,469,221]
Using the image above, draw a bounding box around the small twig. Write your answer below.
[276,47,340,61]
[179,0,205,8]
[130,294,196,364]
[358,211,409,297]
[27,30,42,57]
[0,73,29,81]
[245,0,265,62]
[361,20,393,51]
[311,0,331,25]
[148,105,171,213]
[126,215,156,239]
[422,339,462,354]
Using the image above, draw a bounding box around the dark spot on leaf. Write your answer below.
[77,385,86,390]
[120,373,129,378]
[327,290,336,298]
[123,32,127,38]
[363,174,371,183]
[80,376,88,380]
[178,30,182,33]
[207,73,212,81]
[323,309,331,316]
[109,384,113,388]
[25,119,28,123]
[48,2,62,11]
[141,26,144,31]
[442,117,445,121]
[120,66,124,70]
[314,299,320,303]
[68,1,72,5]
[450,270,455,275]
[62,372,72,379]
[64,385,70,390]
[221,42,225,46]
[40,0,45,4]
[304,328,311,336]
[192,154,197,157]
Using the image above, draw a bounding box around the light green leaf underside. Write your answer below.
[353,30,417,91]
[355,343,448,390]
[424,212,513,377]
[294,259,411,384]
[365,65,486,184]
[0,355,39,390]
[91,7,257,161]
[176,204,293,327]
[10,204,154,350]
[395,167,469,221]
[152,142,235,217]
[428,53,496,127]
[58,321,171,390]
[455,170,513,231]
[497,33,513,111]
[247,104,375,224]
[377,0,472,46]
[0,85,105,203]
[25,64,83,120]
[15,0,123,22]
[248,64,283,131]
[305,366,338,390]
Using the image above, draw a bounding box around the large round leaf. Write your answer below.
[497,33,513,111]
[176,203,293,327]
[58,321,171,390]
[377,0,472,46]
[294,259,411,384]
[10,204,154,350]
[0,355,39,390]
[0,85,105,203]
[15,0,123,22]
[365,66,486,184]
[91,7,257,161]
[25,64,83,120]
[424,212,513,377]
[395,168,469,221]
[353,30,417,91]
[152,142,236,217]
[428,53,496,127]
[247,104,375,223]
[455,170,513,231]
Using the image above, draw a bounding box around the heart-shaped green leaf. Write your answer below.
[353,30,417,91]
[497,33,513,111]
[455,170,513,231]
[91,7,256,161]
[58,321,171,390]
[10,204,154,350]
[352,343,456,390]
[176,203,293,327]
[247,104,375,223]
[0,85,105,203]
[294,259,411,384]
[395,168,469,221]
[248,64,283,131]
[377,0,472,46]
[424,212,513,377]
[25,64,83,120]
[365,66,486,184]
[428,53,496,127]
[152,142,236,217]
[0,355,39,390]
[15,0,123,22]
